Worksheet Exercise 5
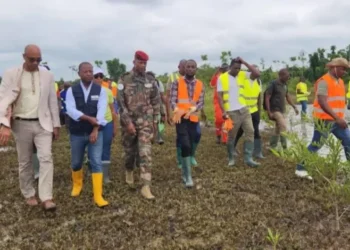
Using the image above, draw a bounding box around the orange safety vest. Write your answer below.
[176,77,203,123]
[313,73,346,120]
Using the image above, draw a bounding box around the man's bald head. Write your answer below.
[278,68,290,83]
[23,44,42,72]
[178,59,187,76]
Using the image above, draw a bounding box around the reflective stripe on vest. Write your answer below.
[313,73,346,120]
[296,82,308,102]
[176,77,203,123]
[170,72,180,83]
[243,78,261,113]
[220,71,246,111]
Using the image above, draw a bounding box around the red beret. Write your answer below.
[135,50,149,61]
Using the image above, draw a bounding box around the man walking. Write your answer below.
[65,62,109,208]
[296,76,310,117]
[117,51,160,199]
[171,59,205,187]
[233,65,264,159]
[210,63,229,144]
[264,69,299,150]
[296,58,350,179]
[217,57,261,168]
[0,44,60,211]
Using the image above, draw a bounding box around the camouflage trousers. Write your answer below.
[122,124,154,185]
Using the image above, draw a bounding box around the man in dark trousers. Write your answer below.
[170,59,205,187]
[65,62,109,208]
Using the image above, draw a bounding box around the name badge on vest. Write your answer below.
[91,95,99,101]
[145,83,152,88]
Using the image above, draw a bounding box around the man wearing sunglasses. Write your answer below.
[0,44,60,211]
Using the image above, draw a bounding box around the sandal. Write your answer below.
[42,200,57,212]
[26,197,39,206]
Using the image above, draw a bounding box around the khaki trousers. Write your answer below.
[227,107,254,143]
[12,120,54,201]
[272,112,287,135]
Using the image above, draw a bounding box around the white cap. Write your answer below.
[93,67,104,75]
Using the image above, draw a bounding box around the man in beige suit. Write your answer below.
[0,44,60,211]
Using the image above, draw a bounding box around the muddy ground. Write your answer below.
[1,126,350,250]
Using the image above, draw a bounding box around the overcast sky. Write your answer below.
[1,0,349,80]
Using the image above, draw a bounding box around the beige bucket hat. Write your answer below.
[326,57,350,68]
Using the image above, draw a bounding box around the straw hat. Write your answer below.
[326,58,350,68]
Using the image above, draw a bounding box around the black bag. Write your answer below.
[263,81,276,110]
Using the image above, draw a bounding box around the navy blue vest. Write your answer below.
[69,83,103,135]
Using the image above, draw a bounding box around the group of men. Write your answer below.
[1,43,350,212]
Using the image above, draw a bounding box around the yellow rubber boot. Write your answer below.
[92,173,109,208]
[141,185,155,200]
[71,169,83,197]
[125,171,134,185]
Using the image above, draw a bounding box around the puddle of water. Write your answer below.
[0,147,14,152]
[261,104,350,161]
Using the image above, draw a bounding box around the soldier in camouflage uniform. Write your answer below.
[117,50,160,200]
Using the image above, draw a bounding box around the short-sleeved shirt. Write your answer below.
[217,71,251,111]
[265,80,288,113]
[103,87,114,123]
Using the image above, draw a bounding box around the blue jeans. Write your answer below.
[176,122,201,147]
[70,131,103,173]
[300,101,307,115]
[296,121,350,170]
[102,121,113,164]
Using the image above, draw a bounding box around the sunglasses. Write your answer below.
[94,73,104,79]
[28,57,42,63]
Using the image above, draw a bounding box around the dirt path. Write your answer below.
[0,127,349,249]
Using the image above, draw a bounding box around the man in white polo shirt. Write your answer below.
[217,57,261,168]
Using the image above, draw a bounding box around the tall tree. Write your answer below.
[105,58,126,81]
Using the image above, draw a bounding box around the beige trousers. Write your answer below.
[227,107,254,142]
[272,112,287,135]
[12,120,54,201]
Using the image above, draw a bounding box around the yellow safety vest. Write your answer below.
[346,81,350,99]
[220,71,246,111]
[243,78,261,113]
[169,72,180,82]
[296,82,308,102]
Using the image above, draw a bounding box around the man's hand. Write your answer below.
[167,115,173,126]
[53,127,60,140]
[184,107,196,120]
[113,127,117,138]
[236,57,245,64]
[336,117,348,129]
[126,122,136,135]
[0,125,11,146]
[294,106,299,115]
[89,128,98,144]
[173,109,186,124]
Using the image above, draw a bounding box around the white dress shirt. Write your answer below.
[66,81,107,126]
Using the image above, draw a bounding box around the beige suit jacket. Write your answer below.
[0,65,61,132]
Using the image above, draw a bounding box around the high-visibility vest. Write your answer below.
[219,71,246,111]
[176,77,203,123]
[55,82,59,97]
[243,78,261,113]
[169,72,180,82]
[346,81,350,99]
[313,73,346,120]
[296,82,308,102]
[102,81,118,99]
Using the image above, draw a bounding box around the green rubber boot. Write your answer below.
[191,143,198,166]
[253,138,265,159]
[102,163,111,184]
[244,141,260,168]
[227,140,235,167]
[176,147,182,169]
[280,135,288,150]
[182,156,193,188]
[269,135,279,150]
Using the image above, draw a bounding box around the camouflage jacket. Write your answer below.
[117,70,160,127]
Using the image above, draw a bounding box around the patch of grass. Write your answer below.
[1,126,350,249]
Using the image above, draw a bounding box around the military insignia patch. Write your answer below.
[117,84,124,90]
